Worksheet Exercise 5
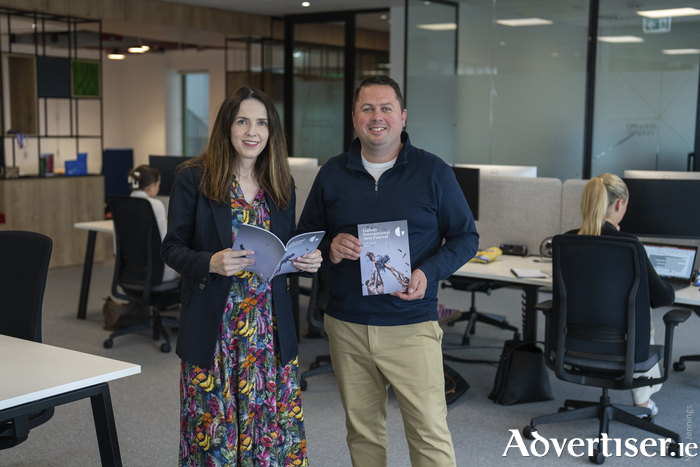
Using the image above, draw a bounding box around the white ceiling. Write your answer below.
[160,0,403,17]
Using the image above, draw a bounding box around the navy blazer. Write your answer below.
[161,166,298,369]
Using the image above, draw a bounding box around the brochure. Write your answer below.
[232,224,324,284]
[358,220,411,295]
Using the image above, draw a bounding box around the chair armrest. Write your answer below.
[663,308,691,325]
[535,300,552,314]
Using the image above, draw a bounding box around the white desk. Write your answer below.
[452,255,699,341]
[675,285,700,307]
[452,255,552,341]
[0,335,140,466]
[74,220,114,320]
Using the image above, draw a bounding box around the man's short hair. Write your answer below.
[352,75,405,113]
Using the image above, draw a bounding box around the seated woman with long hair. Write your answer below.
[569,173,674,417]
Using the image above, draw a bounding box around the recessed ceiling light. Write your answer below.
[140,45,150,52]
[108,53,125,60]
[496,18,553,26]
[302,2,310,7]
[598,36,644,43]
[637,8,700,18]
[128,46,150,53]
[293,51,302,58]
[380,15,388,20]
[416,23,457,31]
[662,48,700,55]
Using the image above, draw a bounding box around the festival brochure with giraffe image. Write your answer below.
[358,220,412,296]
[232,224,325,284]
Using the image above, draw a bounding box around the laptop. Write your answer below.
[642,242,698,290]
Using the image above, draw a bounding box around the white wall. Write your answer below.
[102,48,225,168]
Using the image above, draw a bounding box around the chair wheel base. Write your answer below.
[522,426,536,440]
[300,379,307,391]
[589,449,605,464]
[160,343,171,353]
[103,339,113,349]
[673,361,685,372]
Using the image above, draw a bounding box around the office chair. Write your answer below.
[105,196,180,352]
[673,308,700,371]
[441,277,519,345]
[523,235,690,463]
[0,231,54,449]
[300,272,333,391]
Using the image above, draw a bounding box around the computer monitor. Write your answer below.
[623,170,700,180]
[451,166,479,221]
[149,155,188,196]
[454,164,537,178]
[620,178,700,237]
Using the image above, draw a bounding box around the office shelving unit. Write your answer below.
[0,7,102,176]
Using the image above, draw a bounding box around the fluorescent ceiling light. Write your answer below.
[496,18,553,26]
[637,8,700,18]
[598,36,644,43]
[662,48,700,55]
[302,2,310,7]
[416,23,457,31]
[128,46,148,53]
[107,53,125,60]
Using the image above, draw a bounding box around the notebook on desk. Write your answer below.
[642,242,697,290]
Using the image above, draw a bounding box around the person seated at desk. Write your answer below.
[128,165,179,282]
[567,173,674,417]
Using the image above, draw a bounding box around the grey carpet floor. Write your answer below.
[1,262,699,466]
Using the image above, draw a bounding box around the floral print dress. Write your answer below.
[179,181,308,467]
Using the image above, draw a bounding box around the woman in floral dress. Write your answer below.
[162,87,321,467]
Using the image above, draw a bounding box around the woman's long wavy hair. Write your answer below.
[579,173,628,236]
[180,87,292,209]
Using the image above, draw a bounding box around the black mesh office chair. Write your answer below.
[0,231,54,449]
[441,277,519,345]
[105,196,180,352]
[673,309,700,371]
[523,235,690,463]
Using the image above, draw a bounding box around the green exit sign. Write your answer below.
[643,17,671,34]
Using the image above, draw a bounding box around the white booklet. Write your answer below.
[232,224,324,284]
[358,220,411,295]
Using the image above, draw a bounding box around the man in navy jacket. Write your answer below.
[298,76,478,467]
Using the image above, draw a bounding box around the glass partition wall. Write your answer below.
[404,0,699,180]
[591,2,700,176]
[284,10,391,164]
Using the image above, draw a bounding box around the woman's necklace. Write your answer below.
[235,172,256,182]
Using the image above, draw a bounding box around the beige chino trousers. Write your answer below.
[325,314,457,467]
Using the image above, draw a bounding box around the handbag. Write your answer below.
[102,297,149,331]
[488,339,554,406]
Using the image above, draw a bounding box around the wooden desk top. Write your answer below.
[0,335,140,411]
[73,219,114,233]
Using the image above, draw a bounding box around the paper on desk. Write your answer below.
[511,268,547,278]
